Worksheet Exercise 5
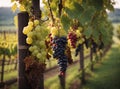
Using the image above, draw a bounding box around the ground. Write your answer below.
[70,44,120,89]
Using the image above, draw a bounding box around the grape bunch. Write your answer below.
[68,32,77,48]
[84,38,90,49]
[23,20,50,62]
[91,40,98,53]
[52,36,68,74]
[66,46,73,64]
[98,41,104,50]
[75,44,82,56]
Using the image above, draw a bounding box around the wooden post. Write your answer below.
[90,47,94,71]
[32,0,41,19]
[79,44,85,84]
[1,55,5,83]
[18,12,31,89]
[1,31,6,83]
[32,0,44,89]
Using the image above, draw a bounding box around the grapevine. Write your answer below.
[11,0,114,70]
[11,0,115,88]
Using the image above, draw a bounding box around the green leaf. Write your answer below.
[92,0,103,11]
[99,25,107,36]
[65,2,84,19]
[92,29,100,42]
[107,4,114,11]
[83,26,92,38]
[78,6,96,25]
[61,14,71,32]
[102,33,109,46]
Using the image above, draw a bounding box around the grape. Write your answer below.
[23,26,33,35]
[66,46,73,64]
[27,25,33,31]
[23,22,33,35]
[78,27,83,32]
[52,36,68,73]
[27,32,33,38]
[29,46,34,52]
[23,26,29,35]
[71,22,79,30]
[24,22,49,62]
[76,29,82,38]
[77,38,84,45]
[39,41,45,48]
[35,25,41,31]
[68,32,77,48]
[26,37,33,44]
[34,20,39,26]
[41,51,46,57]
[50,27,58,37]
[92,40,98,53]
[28,21,34,26]
[32,45,38,51]
[32,50,39,56]
[98,41,104,50]
[75,44,82,56]
[84,38,89,49]
[37,53,42,59]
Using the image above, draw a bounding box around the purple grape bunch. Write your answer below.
[52,36,68,74]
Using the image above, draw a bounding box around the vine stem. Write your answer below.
[32,0,41,20]
[48,0,55,24]
[58,0,63,17]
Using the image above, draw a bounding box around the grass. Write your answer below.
[44,64,79,89]
[44,56,92,89]
[0,26,16,31]
[81,44,120,89]
[3,44,120,89]
[4,70,17,81]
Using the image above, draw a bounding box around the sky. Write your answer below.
[0,0,43,7]
[0,0,120,8]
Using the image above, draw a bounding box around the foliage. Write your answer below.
[11,0,114,76]
[116,25,120,39]
[0,32,17,57]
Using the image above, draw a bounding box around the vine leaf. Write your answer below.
[83,26,92,38]
[92,29,100,42]
[65,2,84,19]
[78,6,96,25]
[100,28,109,45]
[92,0,103,11]
[61,14,71,32]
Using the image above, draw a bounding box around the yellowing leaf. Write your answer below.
[11,3,17,12]
[19,5,26,11]
[11,0,15,2]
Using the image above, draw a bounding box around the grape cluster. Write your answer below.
[84,38,89,49]
[98,41,104,50]
[52,36,68,73]
[75,44,82,56]
[92,40,98,53]
[68,32,77,48]
[66,46,73,64]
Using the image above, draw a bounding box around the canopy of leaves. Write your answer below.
[12,0,114,46]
